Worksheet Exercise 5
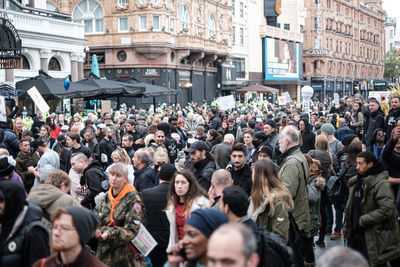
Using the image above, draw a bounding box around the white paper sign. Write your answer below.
[278,96,287,106]
[27,86,50,114]
[131,223,158,257]
[218,95,236,110]
[334,93,340,107]
[282,91,292,103]
[0,96,6,122]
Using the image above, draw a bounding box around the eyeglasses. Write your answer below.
[51,224,76,233]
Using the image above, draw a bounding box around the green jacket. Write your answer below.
[15,150,40,191]
[94,190,144,267]
[344,171,400,266]
[249,200,290,244]
[278,147,310,232]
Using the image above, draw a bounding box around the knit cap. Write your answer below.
[185,208,228,238]
[65,206,99,244]
[320,123,335,135]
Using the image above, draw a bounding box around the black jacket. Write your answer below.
[81,160,104,209]
[99,138,117,168]
[384,108,400,140]
[230,164,253,195]
[209,115,222,130]
[62,145,92,173]
[365,110,385,146]
[188,158,216,191]
[300,130,315,154]
[124,146,135,160]
[134,165,157,192]
[81,139,100,162]
[335,125,355,141]
[142,183,170,248]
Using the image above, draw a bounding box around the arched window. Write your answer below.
[46,2,60,12]
[179,4,189,33]
[21,55,30,70]
[48,57,61,71]
[72,0,104,33]
[207,15,215,39]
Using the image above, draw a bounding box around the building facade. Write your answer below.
[384,12,396,53]
[0,0,85,85]
[50,0,232,106]
[303,0,385,101]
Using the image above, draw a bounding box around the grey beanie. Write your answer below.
[65,206,98,244]
[321,123,335,135]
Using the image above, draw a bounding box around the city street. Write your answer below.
[314,235,344,260]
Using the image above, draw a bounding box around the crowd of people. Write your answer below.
[0,92,400,267]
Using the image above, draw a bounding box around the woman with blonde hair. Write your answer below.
[165,169,209,252]
[248,159,294,243]
[107,148,135,185]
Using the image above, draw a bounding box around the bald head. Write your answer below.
[338,118,346,126]
[316,247,368,267]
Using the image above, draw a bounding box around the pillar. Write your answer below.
[70,53,79,82]
[40,49,52,73]
[78,53,85,80]
[5,69,14,83]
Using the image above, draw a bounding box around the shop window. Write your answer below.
[48,57,61,71]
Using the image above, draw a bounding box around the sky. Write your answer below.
[383,0,400,36]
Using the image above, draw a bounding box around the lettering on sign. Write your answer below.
[143,69,160,77]
[307,49,328,56]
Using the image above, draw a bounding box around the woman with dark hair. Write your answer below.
[46,116,61,140]
[39,125,55,148]
[206,129,222,148]
[165,169,209,252]
[248,159,294,243]
[350,102,364,138]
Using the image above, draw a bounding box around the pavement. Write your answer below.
[314,234,345,260]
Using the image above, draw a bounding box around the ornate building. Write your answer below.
[50,0,232,106]
[303,0,385,100]
[384,12,397,53]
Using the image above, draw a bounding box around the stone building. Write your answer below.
[50,0,232,106]
[303,0,385,101]
[384,12,396,53]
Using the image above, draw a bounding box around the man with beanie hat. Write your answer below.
[142,163,177,267]
[321,123,344,173]
[165,208,228,267]
[250,131,268,163]
[33,206,106,267]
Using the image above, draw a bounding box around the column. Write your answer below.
[40,49,52,73]
[70,53,79,82]
[78,53,85,80]
[5,69,14,83]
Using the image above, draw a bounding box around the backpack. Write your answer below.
[99,170,109,192]
[259,228,294,267]
[326,175,348,205]
[285,155,315,203]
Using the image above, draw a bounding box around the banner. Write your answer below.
[27,86,50,114]
[131,223,158,257]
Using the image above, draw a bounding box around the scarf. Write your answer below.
[107,184,136,226]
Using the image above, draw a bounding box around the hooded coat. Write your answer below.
[365,109,385,147]
[344,162,400,266]
[15,150,40,192]
[0,180,49,267]
[157,123,178,163]
[300,119,316,154]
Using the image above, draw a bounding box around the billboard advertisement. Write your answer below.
[264,37,300,80]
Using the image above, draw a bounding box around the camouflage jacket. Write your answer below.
[94,190,144,267]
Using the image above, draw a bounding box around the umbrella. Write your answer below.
[91,54,100,78]
[236,84,279,93]
[17,76,65,100]
[124,80,177,97]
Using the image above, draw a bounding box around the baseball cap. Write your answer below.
[61,125,70,132]
[187,140,210,153]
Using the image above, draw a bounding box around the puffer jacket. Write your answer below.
[344,170,400,266]
[278,146,310,232]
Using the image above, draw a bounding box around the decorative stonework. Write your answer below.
[40,49,52,59]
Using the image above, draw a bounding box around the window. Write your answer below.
[152,0,160,3]
[170,17,174,32]
[300,24,303,33]
[239,2,243,18]
[72,0,104,33]
[313,61,317,72]
[391,30,394,38]
[208,15,215,39]
[48,57,61,71]
[336,40,338,52]
[314,37,320,49]
[326,38,329,49]
[233,58,245,78]
[119,17,128,32]
[46,1,60,12]
[139,0,146,3]
[240,27,243,44]
[179,4,189,33]
[284,24,290,30]
[139,15,147,31]
[232,26,235,44]
[153,15,160,30]
[166,16,169,32]
[232,0,235,15]
[118,0,127,7]
[314,18,318,29]
[21,55,30,69]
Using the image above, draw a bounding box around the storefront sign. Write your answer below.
[306,49,328,56]
[143,68,160,77]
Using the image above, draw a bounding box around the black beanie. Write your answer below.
[158,163,177,182]
[264,119,277,129]
[0,157,14,178]
[65,206,98,244]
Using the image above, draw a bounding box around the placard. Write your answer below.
[278,96,287,106]
[27,86,50,114]
[0,96,6,122]
[131,223,158,257]
[102,100,111,114]
[218,95,236,110]
[334,93,340,107]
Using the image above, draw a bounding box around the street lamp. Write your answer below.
[301,85,314,121]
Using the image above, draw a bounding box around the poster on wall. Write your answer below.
[264,37,300,80]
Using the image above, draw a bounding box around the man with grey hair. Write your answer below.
[211,133,235,169]
[133,148,156,192]
[278,125,313,265]
[183,112,197,136]
[316,247,368,267]
[207,223,259,267]
[209,169,233,208]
